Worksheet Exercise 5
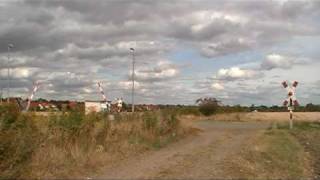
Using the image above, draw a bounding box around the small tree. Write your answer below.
[196,97,220,116]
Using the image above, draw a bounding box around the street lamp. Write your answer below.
[130,48,135,113]
[7,43,14,102]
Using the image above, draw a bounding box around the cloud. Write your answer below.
[200,38,253,57]
[260,53,311,70]
[133,61,179,82]
[261,54,293,70]
[118,81,141,90]
[0,67,38,79]
[215,67,262,81]
[211,83,224,90]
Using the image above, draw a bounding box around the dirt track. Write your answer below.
[96,120,270,179]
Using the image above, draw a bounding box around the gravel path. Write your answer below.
[97,120,270,179]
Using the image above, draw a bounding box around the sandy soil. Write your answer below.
[95,120,270,179]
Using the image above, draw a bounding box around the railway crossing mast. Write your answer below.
[282,81,299,129]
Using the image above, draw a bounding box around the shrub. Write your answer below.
[199,103,218,116]
[0,113,39,178]
[160,110,179,134]
[0,103,21,129]
[196,97,219,116]
[142,112,158,130]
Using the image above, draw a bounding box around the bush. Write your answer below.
[160,109,179,133]
[196,97,219,116]
[0,113,39,178]
[0,103,21,129]
[199,103,218,116]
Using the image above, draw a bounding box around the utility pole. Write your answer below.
[130,48,135,113]
[7,43,14,102]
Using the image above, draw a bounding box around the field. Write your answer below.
[1,105,320,179]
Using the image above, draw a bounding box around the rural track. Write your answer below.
[97,120,270,179]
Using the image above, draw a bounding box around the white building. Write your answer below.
[85,101,108,114]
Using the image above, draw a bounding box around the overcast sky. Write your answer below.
[0,0,319,105]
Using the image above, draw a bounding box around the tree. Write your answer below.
[196,97,220,116]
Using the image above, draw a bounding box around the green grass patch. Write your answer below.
[242,121,320,179]
[232,129,307,179]
[260,130,305,178]
[289,121,320,178]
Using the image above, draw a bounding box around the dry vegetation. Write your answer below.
[208,112,320,122]
[223,121,320,179]
[0,104,190,179]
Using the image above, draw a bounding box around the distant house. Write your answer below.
[85,101,108,114]
[29,101,59,111]
[68,101,78,110]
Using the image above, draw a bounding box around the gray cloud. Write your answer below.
[260,54,311,70]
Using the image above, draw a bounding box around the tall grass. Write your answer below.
[0,105,187,178]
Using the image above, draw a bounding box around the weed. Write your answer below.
[0,103,21,130]
[142,112,158,130]
[0,113,40,178]
[289,121,320,178]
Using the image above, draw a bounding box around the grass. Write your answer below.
[226,121,320,179]
[289,121,320,179]
[0,104,189,179]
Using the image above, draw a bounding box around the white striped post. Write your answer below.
[97,82,107,102]
[25,81,39,111]
[97,82,111,112]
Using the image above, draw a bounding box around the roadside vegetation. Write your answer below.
[0,103,189,179]
[225,121,320,179]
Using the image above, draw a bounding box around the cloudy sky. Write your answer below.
[0,0,319,105]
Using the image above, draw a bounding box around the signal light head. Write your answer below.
[292,81,298,87]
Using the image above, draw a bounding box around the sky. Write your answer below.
[0,0,320,105]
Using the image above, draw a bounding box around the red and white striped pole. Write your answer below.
[97,82,112,112]
[25,81,40,111]
[97,82,107,102]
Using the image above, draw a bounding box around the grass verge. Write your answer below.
[225,122,317,179]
